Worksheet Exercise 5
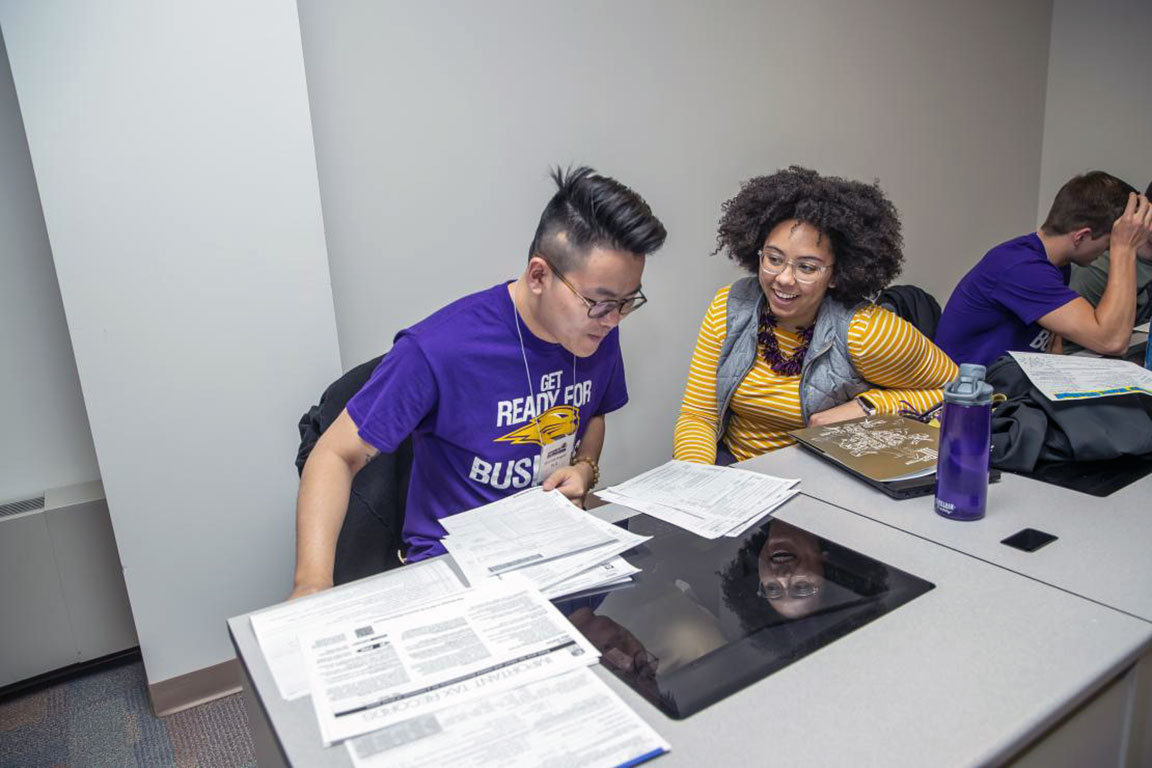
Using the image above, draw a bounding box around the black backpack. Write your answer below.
[987,355,1152,472]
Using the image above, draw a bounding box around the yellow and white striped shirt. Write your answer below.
[673,284,958,464]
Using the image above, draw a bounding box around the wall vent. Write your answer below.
[0,496,46,519]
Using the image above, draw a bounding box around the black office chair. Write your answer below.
[877,284,942,341]
[296,356,412,585]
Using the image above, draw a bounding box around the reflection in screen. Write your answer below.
[559,516,933,719]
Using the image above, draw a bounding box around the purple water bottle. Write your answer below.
[935,363,994,521]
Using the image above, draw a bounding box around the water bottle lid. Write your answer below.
[943,363,994,405]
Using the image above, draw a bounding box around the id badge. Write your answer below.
[536,433,576,485]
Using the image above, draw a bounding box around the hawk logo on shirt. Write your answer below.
[493,405,580,446]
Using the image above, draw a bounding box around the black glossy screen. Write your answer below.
[556,515,934,719]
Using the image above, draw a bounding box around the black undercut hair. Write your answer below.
[529,166,667,272]
[1041,171,1137,238]
[714,166,904,305]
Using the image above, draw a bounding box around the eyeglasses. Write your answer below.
[539,255,648,319]
[757,579,820,600]
[760,249,833,285]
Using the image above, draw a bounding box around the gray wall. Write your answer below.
[1037,0,1152,220]
[0,29,99,503]
[0,1,342,684]
[298,0,1053,484]
[0,0,1061,686]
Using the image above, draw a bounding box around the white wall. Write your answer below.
[297,0,1052,484]
[0,29,99,503]
[1037,0,1152,221]
[0,1,341,685]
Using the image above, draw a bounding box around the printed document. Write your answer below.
[439,488,616,575]
[539,556,639,600]
[345,668,668,768]
[1010,351,1152,400]
[249,558,467,700]
[600,460,800,538]
[448,508,648,594]
[300,578,599,744]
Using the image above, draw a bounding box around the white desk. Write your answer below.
[229,495,1152,767]
[740,446,1152,623]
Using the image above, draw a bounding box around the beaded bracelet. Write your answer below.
[571,456,600,488]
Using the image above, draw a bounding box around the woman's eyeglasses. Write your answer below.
[760,250,833,285]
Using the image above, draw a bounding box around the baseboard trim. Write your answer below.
[148,657,242,717]
[0,647,141,702]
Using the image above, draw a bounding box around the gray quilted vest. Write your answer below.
[714,276,869,431]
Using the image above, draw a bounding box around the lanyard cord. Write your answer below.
[511,286,576,448]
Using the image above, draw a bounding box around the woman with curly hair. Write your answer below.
[674,166,957,464]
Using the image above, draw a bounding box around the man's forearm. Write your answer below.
[293,450,356,591]
[576,414,606,462]
[1095,245,1138,351]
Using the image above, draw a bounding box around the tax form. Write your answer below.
[345,668,668,768]
[249,558,468,700]
[439,488,617,574]
[599,460,800,538]
[300,578,600,745]
[447,506,649,593]
[1010,350,1152,400]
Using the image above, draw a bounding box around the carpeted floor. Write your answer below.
[0,657,255,768]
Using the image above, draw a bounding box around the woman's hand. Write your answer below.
[807,399,867,427]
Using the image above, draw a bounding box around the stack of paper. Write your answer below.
[598,460,799,539]
[440,487,649,599]
[344,667,667,768]
[296,577,669,766]
[250,558,470,701]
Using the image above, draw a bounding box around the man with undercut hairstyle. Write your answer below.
[291,166,666,598]
[936,171,1152,368]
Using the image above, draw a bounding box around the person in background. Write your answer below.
[935,172,1152,367]
[1069,180,1152,337]
[291,166,666,599]
[673,166,957,465]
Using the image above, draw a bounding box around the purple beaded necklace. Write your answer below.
[758,308,814,376]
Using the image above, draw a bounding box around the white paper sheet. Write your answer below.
[1009,350,1152,401]
[601,461,800,539]
[300,578,600,745]
[344,668,668,768]
[1135,321,1150,334]
[449,533,641,593]
[249,559,468,700]
[439,488,616,575]
[540,557,639,600]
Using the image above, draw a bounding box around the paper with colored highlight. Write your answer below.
[1009,351,1152,401]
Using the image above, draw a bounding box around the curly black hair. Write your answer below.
[714,166,904,304]
[718,519,891,635]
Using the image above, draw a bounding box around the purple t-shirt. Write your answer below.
[935,233,1078,368]
[346,282,629,562]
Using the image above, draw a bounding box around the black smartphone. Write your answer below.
[1001,528,1058,553]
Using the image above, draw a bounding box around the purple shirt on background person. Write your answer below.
[935,233,1079,368]
[346,282,628,562]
